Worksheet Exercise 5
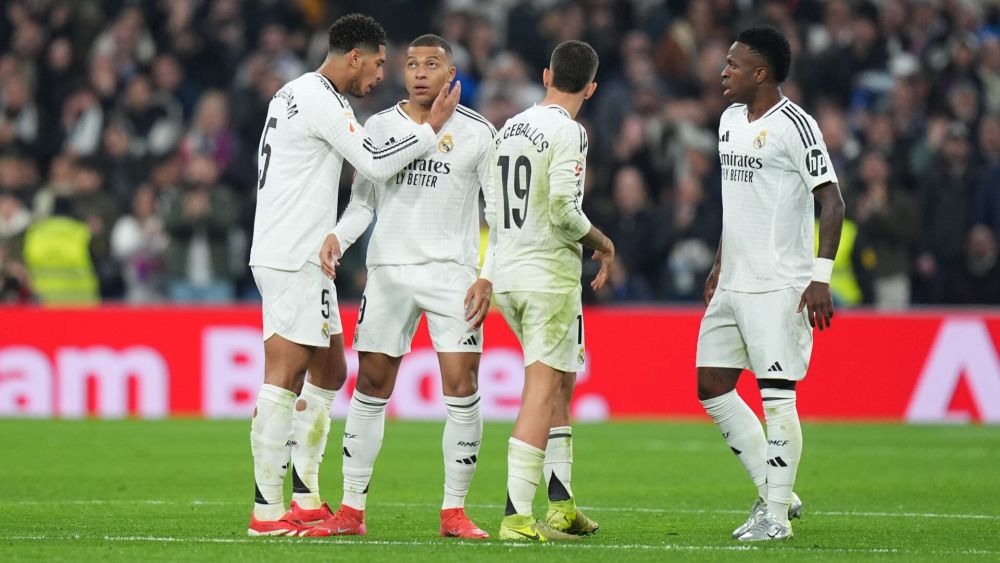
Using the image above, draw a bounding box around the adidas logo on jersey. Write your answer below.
[719,130,730,142]
[460,334,479,346]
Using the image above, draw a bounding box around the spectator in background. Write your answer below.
[915,122,981,303]
[0,73,40,156]
[60,87,104,157]
[22,196,98,305]
[178,90,238,178]
[943,225,1000,305]
[853,151,917,309]
[111,184,167,303]
[72,158,121,299]
[606,166,670,299]
[976,115,1000,237]
[98,120,151,206]
[163,154,238,302]
[118,73,183,159]
[0,191,31,262]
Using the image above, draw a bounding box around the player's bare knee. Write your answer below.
[442,376,478,398]
[697,368,739,401]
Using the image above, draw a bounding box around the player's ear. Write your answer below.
[348,48,361,68]
[583,81,597,100]
[542,68,552,88]
[448,65,457,81]
[755,66,768,85]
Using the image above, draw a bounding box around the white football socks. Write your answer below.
[250,384,296,520]
[442,392,483,509]
[291,380,337,510]
[762,388,802,526]
[700,390,769,500]
[341,390,388,511]
[506,437,545,517]
[544,426,574,502]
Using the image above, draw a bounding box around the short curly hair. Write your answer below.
[328,13,386,54]
[736,26,791,83]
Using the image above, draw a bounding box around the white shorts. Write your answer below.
[495,290,585,373]
[352,262,482,357]
[252,262,342,348]
[695,287,812,380]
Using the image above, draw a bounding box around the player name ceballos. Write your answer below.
[500,122,549,153]
[719,151,763,169]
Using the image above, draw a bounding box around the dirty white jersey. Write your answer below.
[481,104,592,293]
[333,103,495,268]
[249,72,437,271]
[717,97,838,293]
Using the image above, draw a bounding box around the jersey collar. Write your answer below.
[538,103,571,119]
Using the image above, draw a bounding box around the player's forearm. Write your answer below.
[549,194,592,242]
[331,203,374,255]
[347,124,436,183]
[815,183,845,260]
[578,224,612,254]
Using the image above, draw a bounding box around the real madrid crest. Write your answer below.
[753,130,767,149]
[438,134,455,153]
[322,322,331,339]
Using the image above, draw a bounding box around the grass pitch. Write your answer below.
[0,419,998,561]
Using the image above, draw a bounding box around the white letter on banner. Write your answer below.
[0,346,53,417]
[203,327,264,418]
[906,319,1000,423]
[57,347,168,418]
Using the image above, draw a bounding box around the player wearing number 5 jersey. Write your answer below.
[317,34,493,539]
[245,14,459,537]
[696,26,844,542]
[478,40,614,542]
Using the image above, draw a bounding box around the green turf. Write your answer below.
[1,419,998,561]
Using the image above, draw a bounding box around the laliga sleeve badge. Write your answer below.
[438,134,454,153]
[753,130,767,149]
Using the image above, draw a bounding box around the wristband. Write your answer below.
[811,258,834,284]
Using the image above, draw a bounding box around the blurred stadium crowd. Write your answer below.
[2,0,1000,307]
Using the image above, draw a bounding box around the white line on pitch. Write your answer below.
[0,534,997,556]
[1,499,998,521]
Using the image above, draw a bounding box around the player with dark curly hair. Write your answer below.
[246,13,460,537]
[696,25,845,541]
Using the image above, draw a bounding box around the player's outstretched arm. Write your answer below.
[798,181,845,331]
[313,83,458,184]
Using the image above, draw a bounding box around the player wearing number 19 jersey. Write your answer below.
[478,40,614,542]
[695,26,844,542]
[245,14,459,537]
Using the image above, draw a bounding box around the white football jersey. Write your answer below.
[333,103,495,268]
[717,97,838,293]
[249,72,437,271]
[482,104,592,293]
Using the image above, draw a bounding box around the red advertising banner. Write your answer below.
[1,306,998,422]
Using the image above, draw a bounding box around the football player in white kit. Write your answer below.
[696,26,845,542]
[315,34,492,539]
[246,14,459,537]
[479,40,614,542]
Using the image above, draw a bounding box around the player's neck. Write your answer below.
[540,91,583,119]
[316,57,349,94]
[746,87,783,122]
[400,100,432,124]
